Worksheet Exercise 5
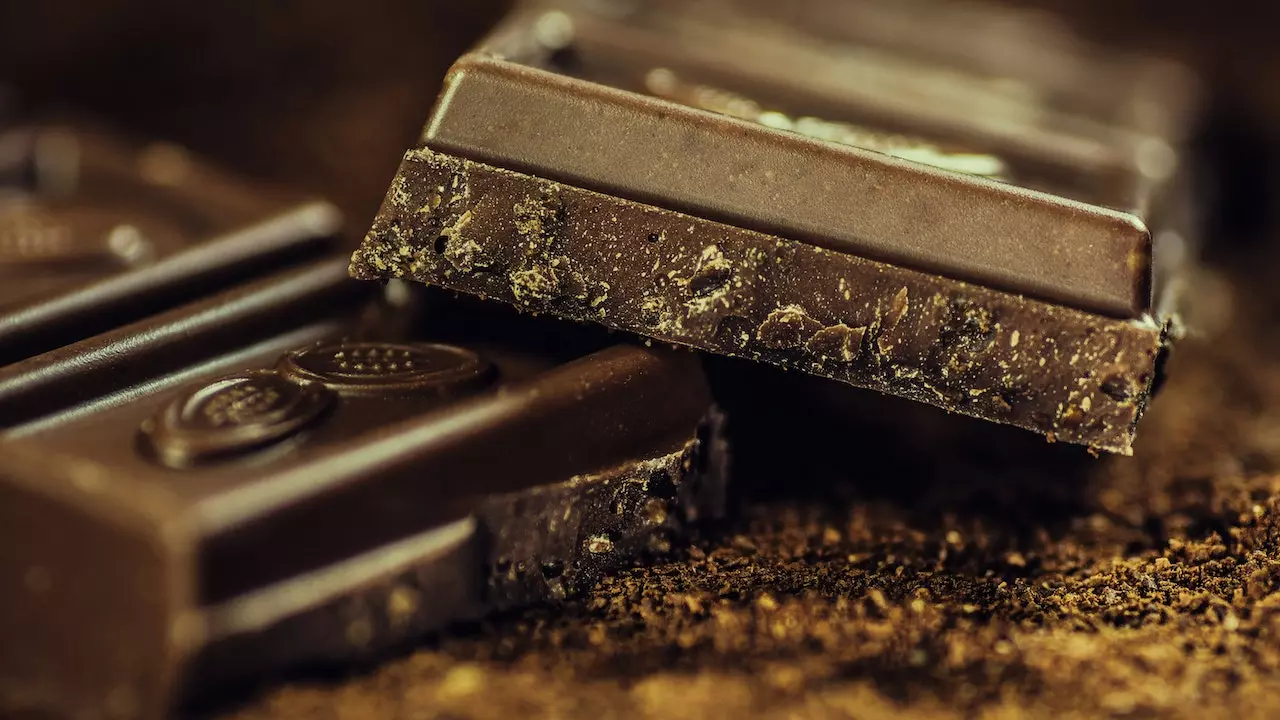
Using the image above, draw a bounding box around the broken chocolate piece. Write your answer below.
[353,3,1199,453]
[0,258,726,720]
[358,149,1163,454]
[429,2,1204,317]
[0,123,339,364]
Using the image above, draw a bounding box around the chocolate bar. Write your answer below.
[581,0,1201,143]
[0,122,340,365]
[352,2,1201,454]
[0,258,726,719]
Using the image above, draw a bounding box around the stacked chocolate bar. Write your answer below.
[355,0,1203,456]
[0,118,727,719]
[0,1,1205,718]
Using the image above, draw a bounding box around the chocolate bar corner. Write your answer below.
[0,120,342,365]
[352,0,1202,454]
[0,260,729,718]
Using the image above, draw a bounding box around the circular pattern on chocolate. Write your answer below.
[140,371,334,468]
[277,342,495,396]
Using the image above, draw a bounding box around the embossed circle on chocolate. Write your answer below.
[277,342,495,396]
[140,371,335,468]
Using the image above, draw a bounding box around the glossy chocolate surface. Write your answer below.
[414,3,1199,317]
[552,0,1201,142]
[353,2,1201,451]
[0,258,725,719]
[0,123,339,364]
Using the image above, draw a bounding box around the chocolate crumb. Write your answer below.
[757,305,823,349]
[222,263,1280,719]
[807,324,868,363]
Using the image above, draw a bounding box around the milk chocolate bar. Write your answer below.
[352,4,1198,454]
[0,258,726,719]
[0,122,340,364]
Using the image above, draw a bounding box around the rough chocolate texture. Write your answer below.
[220,254,1280,720]
[353,148,1166,454]
[480,410,729,610]
[190,424,728,704]
[0,263,728,720]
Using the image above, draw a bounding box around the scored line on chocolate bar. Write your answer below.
[0,200,341,363]
[424,55,1151,318]
[204,516,475,639]
[3,322,348,438]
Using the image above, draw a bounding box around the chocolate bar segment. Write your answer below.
[0,259,725,719]
[0,258,368,429]
[422,1,1201,318]
[352,4,1195,452]
[0,123,339,364]
[554,0,1201,143]
[356,146,1163,454]
[424,53,1150,318]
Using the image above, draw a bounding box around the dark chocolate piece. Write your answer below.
[0,258,726,720]
[556,0,1201,143]
[352,3,1197,453]
[357,148,1162,454]
[421,3,1201,317]
[0,123,340,364]
[421,55,1149,318]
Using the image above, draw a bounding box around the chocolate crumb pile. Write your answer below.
[212,249,1280,719]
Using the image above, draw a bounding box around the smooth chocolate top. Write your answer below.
[414,4,1199,317]
[557,0,1201,142]
[0,123,339,363]
[0,257,713,718]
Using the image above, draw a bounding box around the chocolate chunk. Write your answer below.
[357,147,1166,454]
[0,258,727,719]
[424,3,1203,317]
[353,3,1201,453]
[0,123,340,364]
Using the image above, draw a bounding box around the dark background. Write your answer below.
[0,0,510,225]
[1,0,1277,237]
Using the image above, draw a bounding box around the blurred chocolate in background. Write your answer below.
[0,0,1277,240]
[0,0,510,228]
